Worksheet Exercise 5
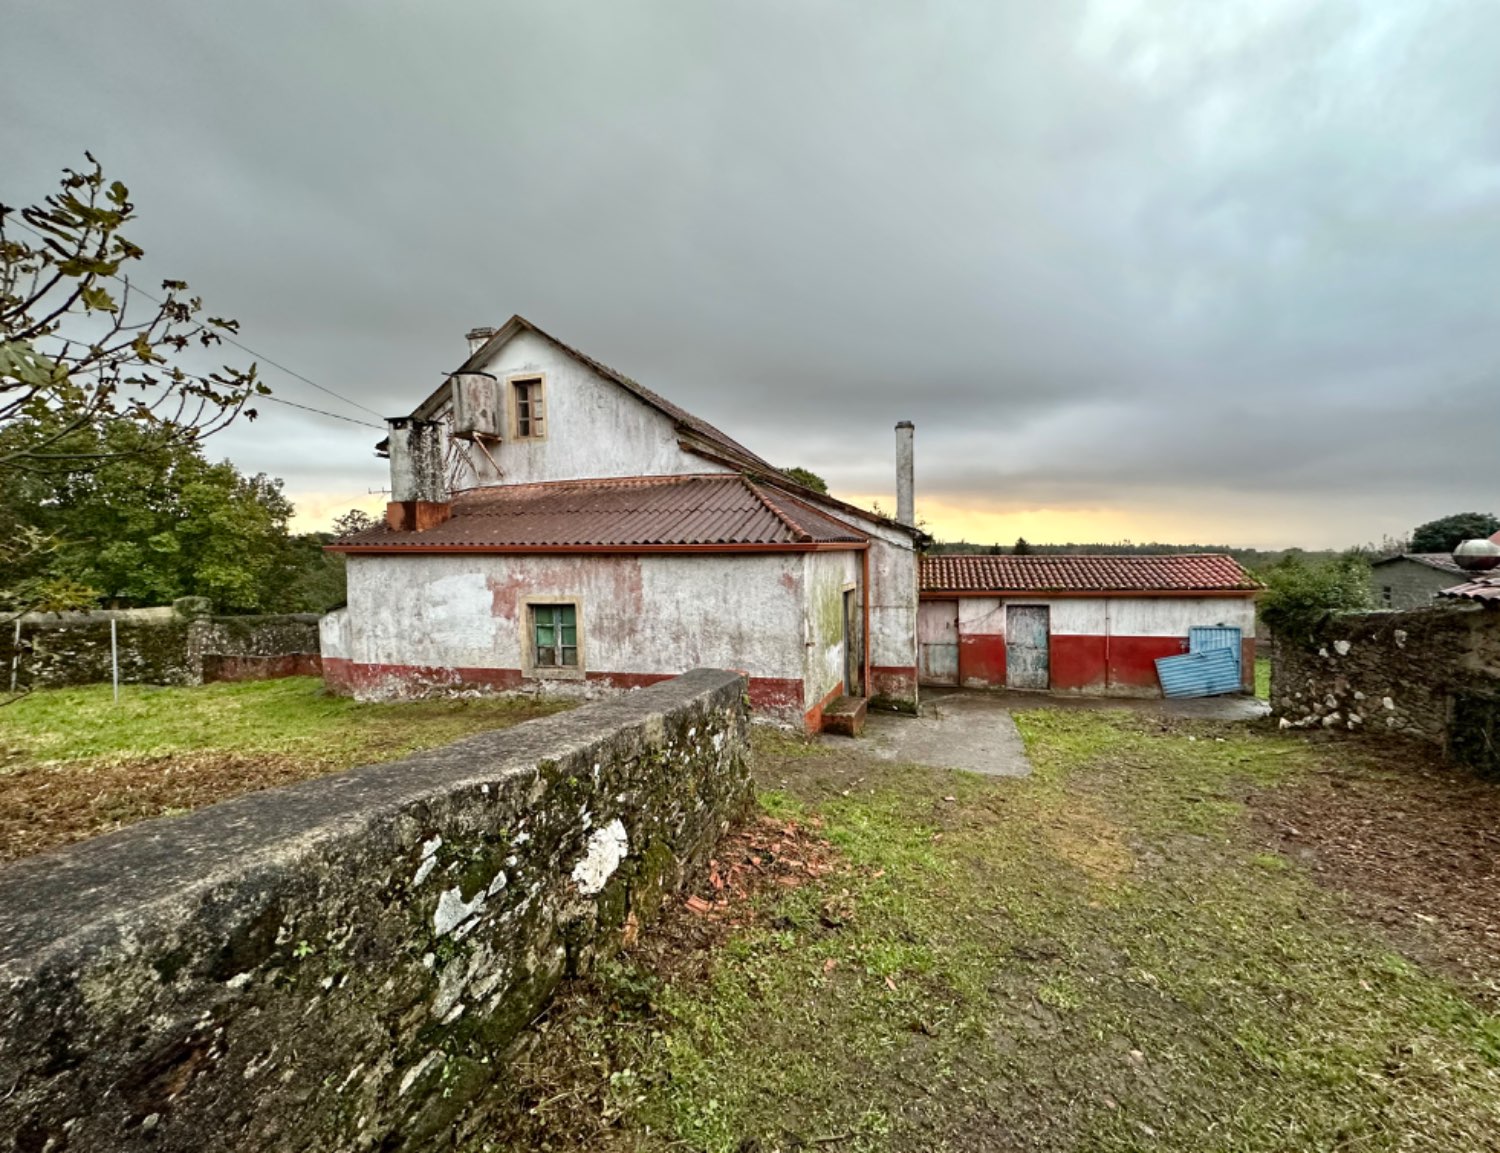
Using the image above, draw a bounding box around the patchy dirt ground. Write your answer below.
[1252,738,1500,1005]
[466,712,1500,1153]
[0,678,568,863]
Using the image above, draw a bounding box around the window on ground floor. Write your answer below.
[530,602,578,669]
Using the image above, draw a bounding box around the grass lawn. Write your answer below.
[0,677,570,863]
[483,710,1500,1152]
[1255,654,1271,699]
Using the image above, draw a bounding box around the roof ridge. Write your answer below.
[744,478,811,543]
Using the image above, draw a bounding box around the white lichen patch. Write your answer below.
[572,819,629,895]
[434,886,487,936]
[412,857,438,887]
[486,871,508,896]
[399,1050,443,1096]
[420,836,443,859]
[1334,640,1351,656]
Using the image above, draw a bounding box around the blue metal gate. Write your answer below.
[1189,626,1242,679]
[1155,647,1241,699]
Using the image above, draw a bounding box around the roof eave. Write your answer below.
[326,541,867,556]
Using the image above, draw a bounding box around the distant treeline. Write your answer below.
[926,540,1340,571]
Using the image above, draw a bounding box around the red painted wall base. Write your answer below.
[322,659,816,728]
[950,634,1251,696]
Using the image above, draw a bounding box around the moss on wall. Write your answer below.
[0,670,750,1152]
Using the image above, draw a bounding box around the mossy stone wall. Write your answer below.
[0,669,751,1151]
[1,609,321,689]
[1271,604,1500,768]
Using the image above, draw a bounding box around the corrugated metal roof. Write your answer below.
[1439,575,1500,604]
[1374,552,1465,575]
[921,553,1262,594]
[330,474,868,552]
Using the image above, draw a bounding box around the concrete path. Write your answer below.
[825,688,1270,778]
[845,691,1034,777]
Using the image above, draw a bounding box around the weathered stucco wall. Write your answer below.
[0,669,750,1152]
[1272,605,1500,767]
[2,607,321,689]
[442,329,737,487]
[325,551,853,725]
[929,595,1256,696]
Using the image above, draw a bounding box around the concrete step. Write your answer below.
[821,695,868,737]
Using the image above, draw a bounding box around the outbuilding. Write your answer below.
[918,554,1261,696]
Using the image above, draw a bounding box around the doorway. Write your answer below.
[918,600,959,685]
[1006,605,1050,690]
[843,588,864,697]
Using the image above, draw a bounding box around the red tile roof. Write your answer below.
[330,474,868,552]
[921,553,1262,594]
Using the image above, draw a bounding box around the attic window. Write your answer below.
[511,376,546,440]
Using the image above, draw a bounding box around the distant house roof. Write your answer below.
[1372,552,1465,575]
[329,474,868,553]
[921,554,1262,595]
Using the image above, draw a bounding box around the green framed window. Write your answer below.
[531,603,578,668]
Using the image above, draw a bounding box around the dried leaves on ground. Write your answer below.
[1253,744,1500,1003]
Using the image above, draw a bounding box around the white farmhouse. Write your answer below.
[322,316,926,730]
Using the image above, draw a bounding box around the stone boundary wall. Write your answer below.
[2,605,321,689]
[1271,603,1500,759]
[0,669,750,1152]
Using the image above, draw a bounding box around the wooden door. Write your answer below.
[1006,605,1050,690]
[918,600,959,685]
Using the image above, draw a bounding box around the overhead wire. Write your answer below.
[4,214,388,423]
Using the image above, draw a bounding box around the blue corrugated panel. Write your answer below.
[1156,648,1241,698]
[1189,626,1242,677]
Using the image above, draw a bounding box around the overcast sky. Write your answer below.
[5,0,1498,548]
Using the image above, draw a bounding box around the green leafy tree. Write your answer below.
[1410,512,1500,554]
[1,156,266,621]
[332,508,376,536]
[781,466,829,494]
[1258,552,1373,645]
[1,417,298,612]
[1012,537,1034,556]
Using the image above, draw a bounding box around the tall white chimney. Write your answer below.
[896,420,915,528]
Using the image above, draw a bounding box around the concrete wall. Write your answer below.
[0,670,750,1153]
[2,607,321,690]
[1370,558,1460,610]
[442,330,736,488]
[325,551,856,726]
[1272,605,1500,769]
[931,594,1257,696]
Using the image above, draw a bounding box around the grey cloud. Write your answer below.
[4,0,1499,544]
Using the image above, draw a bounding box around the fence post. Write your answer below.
[9,618,19,694]
[111,618,119,703]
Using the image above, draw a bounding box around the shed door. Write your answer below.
[1007,605,1050,690]
[918,600,958,686]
